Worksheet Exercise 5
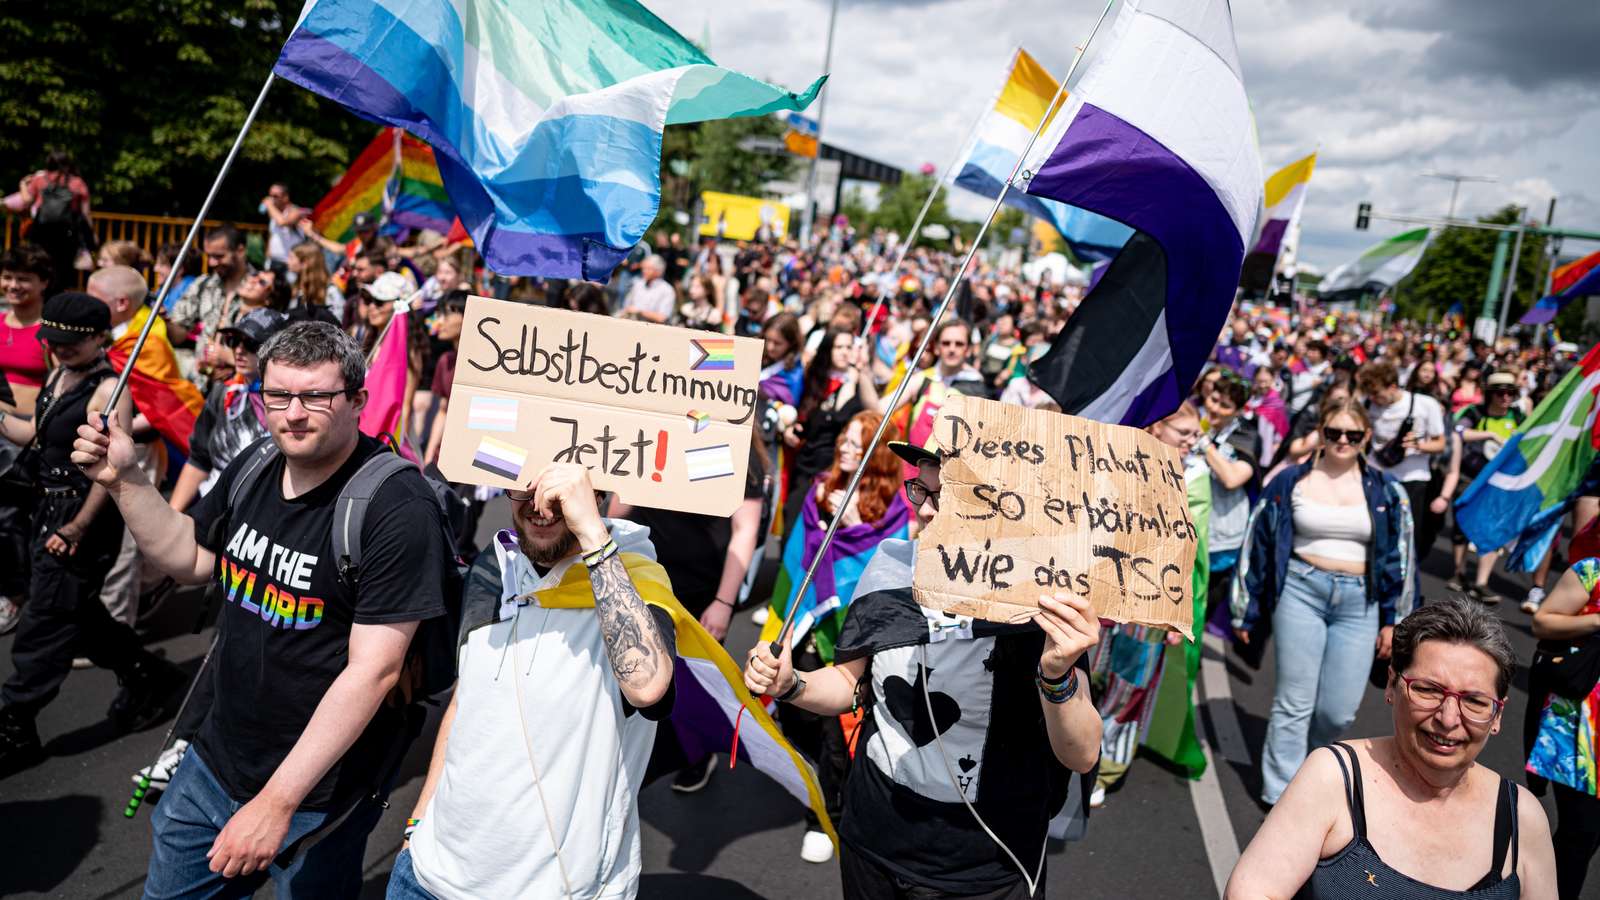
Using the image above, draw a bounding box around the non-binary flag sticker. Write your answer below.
[468,395,519,432]
[684,444,735,481]
[689,337,736,371]
[472,436,527,481]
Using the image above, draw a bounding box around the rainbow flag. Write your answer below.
[275,0,823,282]
[1250,152,1317,259]
[689,337,736,371]
[950,48,1132,262]
[107,306,203,453]
[1522,250,1600,325]
[312,128,457,243]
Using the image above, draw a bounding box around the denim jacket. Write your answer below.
[1230,461,1415,641]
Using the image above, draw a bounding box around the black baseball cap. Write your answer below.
[218,308,290,349]
[888,441,940,468]
[37,291,109,343]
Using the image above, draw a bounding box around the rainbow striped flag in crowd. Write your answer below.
[1250,153,1317,259]
[1018,0,1263,426]
[312,128,457,243]
[1456,343,1600,565]
[275,0,822,282]
[950,48,1132,262]
[1521,250,1600,325]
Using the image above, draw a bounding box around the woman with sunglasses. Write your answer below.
[1231,397,1415,806]
[1229,595,1555,898]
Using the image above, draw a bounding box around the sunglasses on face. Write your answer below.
[219,334,258,353]
[1322,426,1367,445]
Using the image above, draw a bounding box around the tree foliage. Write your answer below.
[0,1,374,220]
[1397,205,1549,325]
[864,174,954,237]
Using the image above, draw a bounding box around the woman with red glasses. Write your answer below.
[1229,595,1555,898]
[1231,397,1415,806]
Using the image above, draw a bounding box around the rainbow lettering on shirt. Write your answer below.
[219,520,327,632]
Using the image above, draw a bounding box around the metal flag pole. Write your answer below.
[125,633,220,818]
[798,0,840,247]
[102,73,277,422]
[1495,208,1527,341]
[771,0,1118,657]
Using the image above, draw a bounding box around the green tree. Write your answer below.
[866,174,952,236]
[0,0,370,221]
[650,115,795,237]
[837,186,871,231]
[1397,205,1548,324]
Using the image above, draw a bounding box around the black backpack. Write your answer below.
[218,438,466,703]
[33,179,77,228]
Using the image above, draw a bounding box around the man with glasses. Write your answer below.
[892,319,991,476]
[744,441,1102,900]
[72,321,450,896]
[1451,371,1528,607]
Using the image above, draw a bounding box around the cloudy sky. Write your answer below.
[653,0,1599,272]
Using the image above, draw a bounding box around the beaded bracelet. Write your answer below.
[1036,665,1079,704]
[582,538,619,568]
[404,817,422,839]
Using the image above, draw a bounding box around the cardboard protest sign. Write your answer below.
[438,298,763,516]
[912,395,1196,638]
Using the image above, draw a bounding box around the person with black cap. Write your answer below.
[0,292,182,776]
[743,440,1103,900]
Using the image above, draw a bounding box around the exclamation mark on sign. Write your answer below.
[653,431,668,482]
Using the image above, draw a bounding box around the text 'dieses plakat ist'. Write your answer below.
[913,394,1196,639]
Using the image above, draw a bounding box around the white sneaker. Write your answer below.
[132,739,189,790]
[800,829,834,863]
[0,598,20,636]
[1090,784,1107,808]
[1521,586,1547,614]
[750,606,770,626]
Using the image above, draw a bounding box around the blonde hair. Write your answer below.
[99,240,151,269]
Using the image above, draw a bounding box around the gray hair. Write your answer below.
[643,254,666,271]
[259,322,366,394]
[1390,594,1516,697]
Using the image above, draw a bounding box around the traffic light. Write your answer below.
[1355,202,1371,230]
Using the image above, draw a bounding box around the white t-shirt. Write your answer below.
[622,277,676,322]
[409,521,670,900]
[1368,391,1446,483]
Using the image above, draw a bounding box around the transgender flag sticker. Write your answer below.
[472,436,526,481]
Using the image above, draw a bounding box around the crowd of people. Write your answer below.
[0,152,1596,898]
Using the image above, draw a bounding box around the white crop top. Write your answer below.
[1291,486,1372,563]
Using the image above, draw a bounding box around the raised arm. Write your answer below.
[71,419,214,584]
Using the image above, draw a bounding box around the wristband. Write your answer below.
[404,817,422,839]
[713,597,735,608]
[775,672,805,703]
[1036,665,1079,704]
[582,538,618,568]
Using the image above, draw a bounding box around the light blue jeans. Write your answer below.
[1260,558,1378,804]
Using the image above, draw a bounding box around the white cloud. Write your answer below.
[652,0,1600,273]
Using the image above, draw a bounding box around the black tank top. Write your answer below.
[1300,742,1520,899]
[34,362,114,489]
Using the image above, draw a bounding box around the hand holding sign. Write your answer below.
[913,395,1196,639]
[437,299,763,516]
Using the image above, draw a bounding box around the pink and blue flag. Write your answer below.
[274,0,822,282]
[1019,0,1263,427]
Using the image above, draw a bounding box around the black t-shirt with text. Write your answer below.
[190,434,448,808]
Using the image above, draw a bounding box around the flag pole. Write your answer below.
[103,73,278,423]
[771,0,1118,658]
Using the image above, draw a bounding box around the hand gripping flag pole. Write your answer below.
[102,73,277,424]
[770,0,1118,660]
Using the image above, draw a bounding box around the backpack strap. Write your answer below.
[332,450,416,590]
[209,437,280,549]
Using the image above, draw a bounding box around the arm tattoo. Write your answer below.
[588,554,670,690]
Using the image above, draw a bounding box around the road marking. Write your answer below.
[1193,631,1247,898]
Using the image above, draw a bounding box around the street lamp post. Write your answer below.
[798,0,839,247]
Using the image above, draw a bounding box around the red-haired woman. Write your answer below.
[762,410,911,864]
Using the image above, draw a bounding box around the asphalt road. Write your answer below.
[3,501,1598,899]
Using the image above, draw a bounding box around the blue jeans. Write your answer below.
[1260,558,1378,804]
[144,750,384,899]
[386,849,438,900]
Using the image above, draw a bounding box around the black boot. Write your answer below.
[108,655,185,733]
[0,707,43,777]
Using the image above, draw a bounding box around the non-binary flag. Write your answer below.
[1318,228,1430,294]
[1521,250,1600,325]
[950,48,1133,262]
[275,0,823,282]
[1250,153,1317,259]
[1018,1,1264,426]
[1455,343,1600,557]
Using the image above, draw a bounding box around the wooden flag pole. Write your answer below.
[770,0,1118,659]
[102,73,277,424]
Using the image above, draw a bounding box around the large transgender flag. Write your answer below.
[1019,0,1263,426]
[275,0,823,282]
[951,48,1132,262]
[1250,152,1317,259]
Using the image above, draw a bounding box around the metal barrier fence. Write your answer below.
[2,211,268,283]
